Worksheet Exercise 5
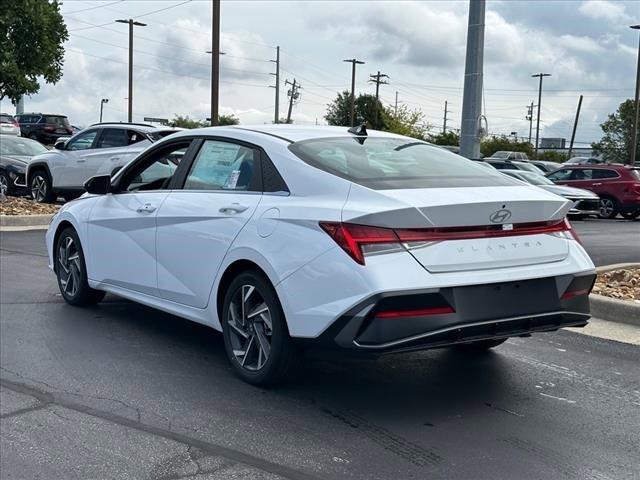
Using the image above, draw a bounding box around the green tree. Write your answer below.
[382,104,427,139]
[591,99,638,164]
[169,115,208,129]
[325,91,386,130]
[536,150,568,163]
[429,130,460,146]
[481,136,534,159]
[0,0,68,104]
[219,114,239,126]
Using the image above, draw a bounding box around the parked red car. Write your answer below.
[546,164,640,219]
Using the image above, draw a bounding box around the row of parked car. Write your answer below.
[1,121,639,220]
[475,151,640,220]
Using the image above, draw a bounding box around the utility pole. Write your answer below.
[115,19,146,122]
[526,102,534,144]
[394,91,399,116]
[459,0,485,159]
[285,79,300,124]
[630,25,640,165]
[99,98,109,123]
[369,71,389,128]
[210,0,221,126]
[568,95,583,159]
[343,58,365,127]
[443,100,450,133]
[270,46,280,123]
[532,73,551,157]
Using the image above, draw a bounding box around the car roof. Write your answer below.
[17,113,67,117]
[88,122,175,133]
[170,124,412,143]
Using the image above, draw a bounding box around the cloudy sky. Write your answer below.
[2,0,638,146]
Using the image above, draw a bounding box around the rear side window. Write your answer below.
[97,128,127,148]
[127,130,146,145]
[570,169,593,180]
[184,140,260,191]
[289,137,517,189]
[592,169,619,179]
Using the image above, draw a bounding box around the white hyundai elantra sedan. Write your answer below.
[46,125,596,384]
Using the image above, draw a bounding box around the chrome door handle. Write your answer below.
[110,157,120,162]
[77,159,86,163]
[136,203,157,213]
[592,183,602,186]
[219,203,248,214]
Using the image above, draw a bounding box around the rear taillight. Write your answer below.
[320,218,579,265]
[43,125,54,132]
[375,306,454,319]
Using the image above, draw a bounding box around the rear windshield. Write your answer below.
[288,137,518,189]
[629,169,640,181]
[0,114,15,124]
[44,116,70,127]
[0,136,48,156]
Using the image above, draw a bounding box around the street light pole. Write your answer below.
[210,0,221,126]
[115,19,146,123]
[531,73,551,158]
[630,25,640,166]
[99,98,109,123]
[343,58,365,127]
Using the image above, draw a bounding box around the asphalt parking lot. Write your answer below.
[1,221,639,480]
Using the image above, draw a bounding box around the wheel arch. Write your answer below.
[27,162,53,186]
[51,220,76,273]
[215,259,275,321]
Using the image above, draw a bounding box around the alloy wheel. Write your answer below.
[58,236,81,298]
[599,198,615,218]
[31,175,48,202]
[227,284,273,371]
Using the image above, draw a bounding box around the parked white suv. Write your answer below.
[25,123,179,202]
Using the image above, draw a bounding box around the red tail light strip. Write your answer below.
[561,288,590,300]
[320,218,577,265]
[375,306,455,319]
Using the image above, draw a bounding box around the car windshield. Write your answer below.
[489,151,510,159]
[289,137,517,189]
[513,170,554,185]
[512,161,543,174]
[0,136,48,156]
[566,157,585,164]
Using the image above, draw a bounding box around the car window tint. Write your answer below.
[125,144,188,192]
[67,130,98,151]
[592,169,618,179]
[570,169,593,180]
[184,140,258,191]
[547,169,572,181]
[45,116,70,127]
[97,128,127,148]
[127,130,146,145]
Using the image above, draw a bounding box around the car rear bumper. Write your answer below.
[308,273,595,354]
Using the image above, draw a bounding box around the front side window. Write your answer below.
[570,169,593,180]
[122,143,189,192]
[184,140,259,191]
[289,137,516,189]
[547,169,573,181]
[96,128,127,149]
[67,130,98,151]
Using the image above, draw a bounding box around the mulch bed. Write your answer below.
[593,268,640,302]
[0,196,61,216]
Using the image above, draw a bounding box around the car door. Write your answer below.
[86,127,130,178]
[53,128,101,187]
[155,138,263,308]
[86,139,194,296]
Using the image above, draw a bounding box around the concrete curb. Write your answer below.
[0,214,52,228]
[590,263,640,327]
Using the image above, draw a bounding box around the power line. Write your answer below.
[133,0,193,20]
[63,0,124,15]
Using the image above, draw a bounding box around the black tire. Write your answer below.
[55,227,105,306]
[221,270,299,385]
[30,169,55,203]
[620,209,640,220]
[453,338,507,352]
[63,192,81,202]
[0,171,11,196]
[598,196,619,219]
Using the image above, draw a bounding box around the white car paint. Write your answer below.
[46,125,596,346]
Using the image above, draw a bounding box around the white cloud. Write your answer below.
[578,0,633,24]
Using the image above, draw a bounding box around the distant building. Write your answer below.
[541,137,566,149]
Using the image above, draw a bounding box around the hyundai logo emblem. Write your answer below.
[489,209,512,223]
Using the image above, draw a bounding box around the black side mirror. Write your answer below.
[84,175,111,195]
[54,139,66,150]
